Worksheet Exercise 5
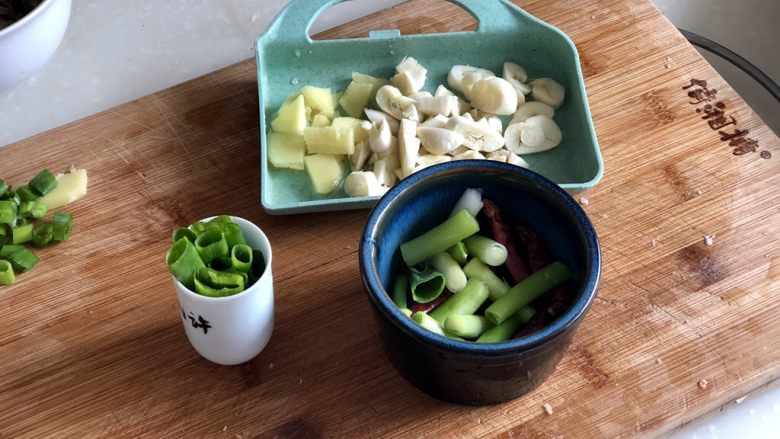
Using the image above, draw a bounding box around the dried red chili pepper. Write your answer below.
[482,199,530,284]
[410,289,453,314]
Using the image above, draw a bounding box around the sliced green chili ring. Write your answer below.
[32,222,54,248]
[16,186,39,202]
[29,169,57,196]
[0,200,16,224]
[0,179,8,198]
[52,212,72,242]
[194,229,228,264]
[222,223,246,249]
[18,201,47,220]
[0,244,23,258]
[193,267,244,297]
[409,263,446,304]
[166,238,206,290]
[12,224,33,244]
[0,260,14,285]
[229,244,253,273]
[172,227,197,243]
[209,256,232,271]
[7,248,39,273]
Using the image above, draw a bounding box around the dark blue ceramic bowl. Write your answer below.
[359,160,601,405]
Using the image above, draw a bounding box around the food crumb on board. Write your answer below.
[591,14,596,19]
[655,357,663,365]
[704,234,715,246]
[735,395,747,404]
[579,197,589,206]
[697,188,703,195]
[299,378,303,385]
[698,379,709,390]
[651,238,657,248]
[543,403,554,416]
[222,426,228,432]
[664,56,672,69]
[269,362,274,369]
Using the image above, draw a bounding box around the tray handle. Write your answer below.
[263,0,519,44]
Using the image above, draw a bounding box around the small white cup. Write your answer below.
[172,216,274,365]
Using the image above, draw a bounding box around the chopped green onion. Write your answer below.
[230,244,253,273]
[194,229,228,264]
[0,200,16,224]
[430,252,467,292]
[0,244,23,258]
[463,258,510,301]
[477,306,536,343]
[209,256,232,271]
[7,248,39,273]
[222,223,246,248]
[16,186,39,202]
[447,241,469,265]
[12,224,33,244]
[429,278,489,325]
[444,315,492,339]
[208,215,234,226]
[412,311,445,336]
[0,179,8,198]
[166,238,206,289]
[0,260,14,285]
[10,192,20,206]
[29,169,57,196]
[485,262,570,325]
[400,209,480,266]
[392,273,409,309]
[463,235,508,266]
[52,212,73,242]
[190,221,209,236]
[18,201,47,219]
[172,227,197,243]
[32,222,54,248]
[193,267,245,297]
[409,263,446,304]
[0,225,8,246]
[400,308,412,318]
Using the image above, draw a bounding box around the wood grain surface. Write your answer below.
[1,0,779,437]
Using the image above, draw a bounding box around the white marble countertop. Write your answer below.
[1,0,777,437]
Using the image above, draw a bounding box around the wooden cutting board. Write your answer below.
[1,0,778,437]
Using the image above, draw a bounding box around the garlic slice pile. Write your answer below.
[269,55,567,198]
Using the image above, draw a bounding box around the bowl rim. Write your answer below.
[0,0,57,37]
[359,160,601,356]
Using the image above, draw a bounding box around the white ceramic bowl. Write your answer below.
[0,0,71,90]
[172,216,275,365]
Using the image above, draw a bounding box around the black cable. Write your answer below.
[678,28,780,103]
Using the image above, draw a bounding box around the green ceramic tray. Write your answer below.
[255,0,603,215]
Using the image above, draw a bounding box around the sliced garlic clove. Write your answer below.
[417,127,466,155]
[506,151,529,168]
[344,171,384,197]
[447,65,495,94]
[446,115,505,152]
[413,94,455,117]
[373,159,388,187]
[434,85,454,97]
[487,116,503,134]
[351,141,371,171]
[420,114,449,129]
[503,62,528,84]
[486,149,509,162]
[504,115,562,154]
[402,102,421,122]
[526,114,562,149]
[416,154,452,168]
[469,77,518,115]
[364,109,400,134]
[530,78,565,109]
[395,56,427,93]
[369,119,393,153]
[448,145,470,156]
[398,118,420,175]
[376,85,417,120]
[519,124,546,147]
[511,101,555,124]
[453,150,485,160]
